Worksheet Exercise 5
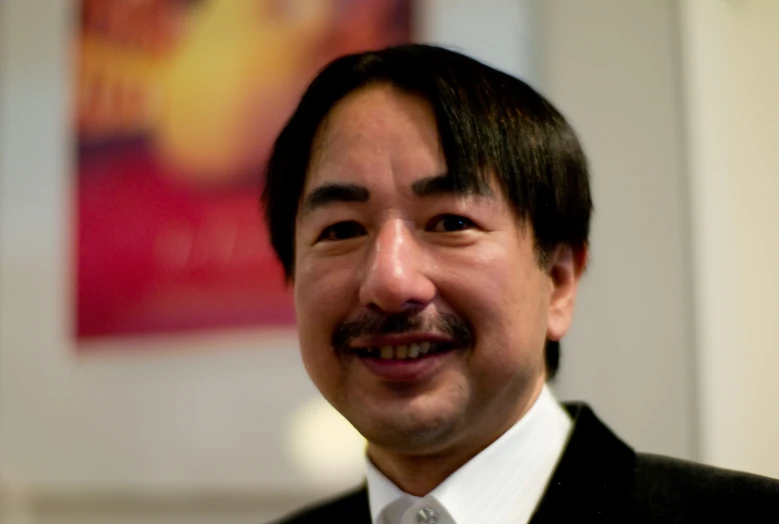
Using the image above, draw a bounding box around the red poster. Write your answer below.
[75,0,412,341]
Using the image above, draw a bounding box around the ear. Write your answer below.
[546,243,588,342]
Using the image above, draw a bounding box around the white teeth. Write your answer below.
[370,343,435,360]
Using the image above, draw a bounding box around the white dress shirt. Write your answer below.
[365,385,572,524]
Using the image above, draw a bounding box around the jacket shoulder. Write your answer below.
[628,453,779,522]
[269,486,370,524]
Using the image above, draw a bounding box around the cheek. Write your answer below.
[438,243,549,368]
[293,254,357,356]
[293,270,341,391]
[438,241,525,314]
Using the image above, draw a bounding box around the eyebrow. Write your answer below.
[301,183,370,215]
[300,174,493,216]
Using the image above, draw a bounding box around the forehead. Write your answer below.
[306,84,443,188]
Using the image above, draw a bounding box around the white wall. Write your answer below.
[536,0,698,461]
[679,0,779,477]
[417,0,536,78]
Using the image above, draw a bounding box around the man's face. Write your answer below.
[293,84,580,457]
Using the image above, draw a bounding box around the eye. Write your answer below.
[316,221,366,242]
[427,214,476,232]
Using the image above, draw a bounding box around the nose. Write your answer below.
[358,220,436,313]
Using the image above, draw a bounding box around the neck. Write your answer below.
[367,440,481,496]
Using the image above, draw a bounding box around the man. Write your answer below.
[263,45,779,523]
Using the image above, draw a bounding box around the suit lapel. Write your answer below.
[529,403,636,523]
[333,486,371,523]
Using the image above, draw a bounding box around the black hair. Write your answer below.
[262,44,592,379]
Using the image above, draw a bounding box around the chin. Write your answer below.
[351,403,465,453]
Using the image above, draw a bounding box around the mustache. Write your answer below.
[332,310,474,351]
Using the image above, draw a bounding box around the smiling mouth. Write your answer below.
[351,341,457,360]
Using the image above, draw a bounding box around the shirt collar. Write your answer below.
[365,385,572,524]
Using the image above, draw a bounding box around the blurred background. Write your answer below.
[1,0,778,522]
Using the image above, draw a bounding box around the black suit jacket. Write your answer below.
[273,403,779,523]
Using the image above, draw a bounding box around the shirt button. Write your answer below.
[416,507,438,524]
